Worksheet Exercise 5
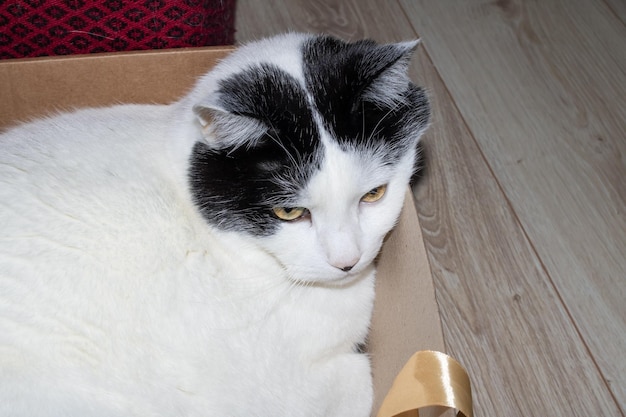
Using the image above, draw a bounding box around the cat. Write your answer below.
[0,33,430,416]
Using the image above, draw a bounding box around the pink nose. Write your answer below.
[332,257,360,272]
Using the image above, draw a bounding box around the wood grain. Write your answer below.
[604,0,626,24]
[411,50,622,416]
[235,0,625,415]
[236,0,416,43]
[401,0,626,410]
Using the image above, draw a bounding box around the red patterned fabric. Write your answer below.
[0,0,236,59]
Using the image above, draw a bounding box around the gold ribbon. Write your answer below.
[377,351,473,417]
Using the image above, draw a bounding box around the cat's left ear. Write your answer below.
[193,103,218,133]
[193,103,267,150]
[360,39,421,107]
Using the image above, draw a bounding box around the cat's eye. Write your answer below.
[361,185,387,203]
[272,206,309,221]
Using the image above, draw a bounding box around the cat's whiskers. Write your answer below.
[264,122,302,169]
[182,268,297,330]
[223,273,303,329]
[262,120,313,190]
[365,99,406,147]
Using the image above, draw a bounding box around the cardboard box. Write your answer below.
[0,47,447,416]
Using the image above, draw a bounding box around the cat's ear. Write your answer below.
[360,39,420,108]
[193,103,268,150]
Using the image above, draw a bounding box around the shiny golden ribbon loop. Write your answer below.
[377,351,473,417]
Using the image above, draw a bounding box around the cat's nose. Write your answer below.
[332,257,360,272]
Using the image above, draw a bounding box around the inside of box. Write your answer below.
[0,48,446,416]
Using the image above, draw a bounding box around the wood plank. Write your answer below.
[604,0,626,24]
[236,0,623,415]
[401,0,626,409]
[410,49,622,416]
[236,0,416,43]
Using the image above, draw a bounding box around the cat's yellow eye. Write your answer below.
[361,185,387,203]
[272,206,309,221]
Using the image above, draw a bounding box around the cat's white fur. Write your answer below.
[263,134,414,282]
[0,33,419,416]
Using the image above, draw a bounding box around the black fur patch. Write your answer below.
[189,65,321,236]
[303,36,430,161]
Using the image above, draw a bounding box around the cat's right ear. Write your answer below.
[193,104,268,150]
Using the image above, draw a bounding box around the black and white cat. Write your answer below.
[0,33,430,416]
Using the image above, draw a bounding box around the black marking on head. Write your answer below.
[189,64,321,236]
[188,35,430,237]
[303,36,430,161]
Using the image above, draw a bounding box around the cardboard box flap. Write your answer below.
[0,47,234,129]
[371,190,445,412]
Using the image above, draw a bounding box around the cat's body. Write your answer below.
[0,33,429,416]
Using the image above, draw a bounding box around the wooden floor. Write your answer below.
[235,1,626,416]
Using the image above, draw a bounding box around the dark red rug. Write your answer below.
[0,0,236,59]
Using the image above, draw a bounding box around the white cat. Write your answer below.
[0,33,430,416]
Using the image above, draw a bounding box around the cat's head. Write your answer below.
[186,33,430,284]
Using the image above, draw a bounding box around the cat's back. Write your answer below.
[0,104,176,187]
[0,104,226,408]
[0,104,200,323]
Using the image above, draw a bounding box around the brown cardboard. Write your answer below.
[0,47,445,416]
[0,47,233,129]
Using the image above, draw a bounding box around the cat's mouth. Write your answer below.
[286,263,372,288]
